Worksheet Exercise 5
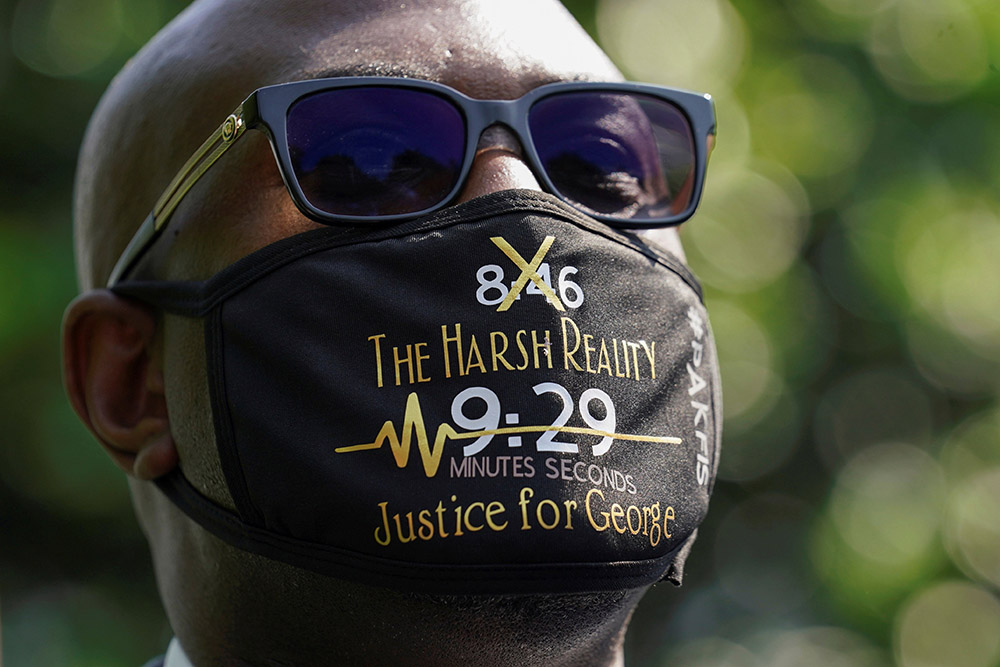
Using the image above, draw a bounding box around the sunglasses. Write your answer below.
[109,77,716,285]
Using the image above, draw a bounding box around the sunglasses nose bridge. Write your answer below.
[454,99,541,203]
[474,125,524,157]
[471,99,528,152]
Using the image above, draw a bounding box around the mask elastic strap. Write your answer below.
[153,465,693,594]
[111,280,211,318]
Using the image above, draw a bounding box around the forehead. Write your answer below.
[288,3,622,96]
[175,0,622,104]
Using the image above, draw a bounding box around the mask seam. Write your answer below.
[205,307,265,526]
[707,318,724,497]
[153,468,689,592]
[115,198,702,316]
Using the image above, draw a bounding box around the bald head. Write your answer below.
[74,0,622,289]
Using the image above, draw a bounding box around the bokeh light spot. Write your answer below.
[705,294,801,479]
[897,0,988,85]
[900,200,1000,360]
[706,94,753,171]
[665,637,759,667]
[904,319,1000,396]
[895,581,1000,667]
[596,0,746,93]
[810,510,946,620]
[867,0,989,102]
[750,55,873,180]
[701,296,802,480]
[755,626,889,667]
[706,298,775,420]
[939,409,1000,484]
[11,0,124,78]
[685,163,810,293]
[829,443,944,566]
[945,468,1000,588]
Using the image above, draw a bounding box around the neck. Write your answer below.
[143,496,645,666]
[177,586,638,667]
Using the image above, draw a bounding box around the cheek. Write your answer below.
[162,313,235,509]
[639,227,687,263]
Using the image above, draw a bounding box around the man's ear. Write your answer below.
[62,289,177,480]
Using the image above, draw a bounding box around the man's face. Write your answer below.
[71,0,708,656]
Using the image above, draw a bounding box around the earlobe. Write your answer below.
[62,289,178,480]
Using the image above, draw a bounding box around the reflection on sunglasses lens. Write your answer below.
[287,87,466,216]
[529,92,695,220]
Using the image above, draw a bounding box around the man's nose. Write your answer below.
[455,125,542,202]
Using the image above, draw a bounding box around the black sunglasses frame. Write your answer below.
[109,77,716,286]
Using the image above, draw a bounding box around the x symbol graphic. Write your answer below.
[490,235,565,312]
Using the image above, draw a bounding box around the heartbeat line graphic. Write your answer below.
[335,392,681,478]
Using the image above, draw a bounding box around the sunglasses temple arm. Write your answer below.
[107,212,157,286]
[107,105,249,287]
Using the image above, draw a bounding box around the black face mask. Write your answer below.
[114,190,721,594]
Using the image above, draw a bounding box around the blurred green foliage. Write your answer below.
[2,0,999,665]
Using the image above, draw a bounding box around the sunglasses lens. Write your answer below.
[529,92,696,222]
[287,88,466,217]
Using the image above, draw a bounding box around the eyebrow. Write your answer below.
[297,65,606,96]
[301,62,438,81]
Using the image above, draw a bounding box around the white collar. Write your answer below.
[163,638,195,667]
